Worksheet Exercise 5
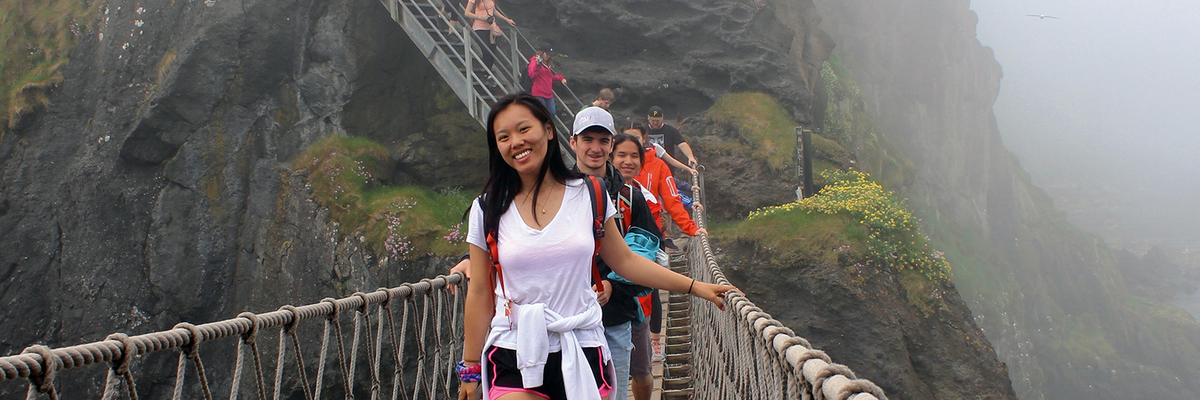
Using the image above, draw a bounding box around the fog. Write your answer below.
[970,0,1200,249]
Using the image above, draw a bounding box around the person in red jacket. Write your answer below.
[528,43,566,116]
[622,123,705,238]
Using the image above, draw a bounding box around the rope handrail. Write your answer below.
[1,273,466,400]
[686,166,888,400]
[2,170,890,400]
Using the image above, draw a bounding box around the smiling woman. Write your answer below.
[456,93,735,400]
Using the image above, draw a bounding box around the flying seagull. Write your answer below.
[1026,14,1060,19]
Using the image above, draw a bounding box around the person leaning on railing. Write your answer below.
[529,43,566,117]
[455,93,733,400]
[464,0,514,84]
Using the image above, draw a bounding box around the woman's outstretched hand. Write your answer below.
[691,281,737,311]
[457,381,479,400]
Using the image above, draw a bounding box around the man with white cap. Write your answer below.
[571,106,663,400]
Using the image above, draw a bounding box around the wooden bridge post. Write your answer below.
[801,127,815,198]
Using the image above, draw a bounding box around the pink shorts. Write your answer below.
[486,346,611,400]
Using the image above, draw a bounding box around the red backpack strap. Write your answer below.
[584,176,606,292]
[616,184,634,235]
[486,231,507,300]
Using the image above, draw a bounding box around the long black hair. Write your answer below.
[611,133,643,180]
[479,93,583,236]
[612,133,643,160]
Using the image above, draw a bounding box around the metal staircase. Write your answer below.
[378,0,583,163]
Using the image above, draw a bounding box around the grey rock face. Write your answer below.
[813,0,1200,398]
[0,0,1018,399]
[0,0,458,396]
[506,0,830,124]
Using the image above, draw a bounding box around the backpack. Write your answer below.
[605,226,658,298]
[484,176,608,318]
[519,59,534,93]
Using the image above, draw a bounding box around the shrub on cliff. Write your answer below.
[750,169,951,283]
[295,136,471,261]
[1,0,92,135]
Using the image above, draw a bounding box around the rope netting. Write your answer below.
[0,275,466,400]
[3,169,891,400]
[686,167,888,400]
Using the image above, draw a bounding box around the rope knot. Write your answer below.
[353,292,371,314]
[104,333,137,376]
[419,278,435,296]
[237,312,261,342]
[22,345,58,395]
[376,288,394,309]
[279,305,302,334]
[321,298,340,321]
[173,322,205,360]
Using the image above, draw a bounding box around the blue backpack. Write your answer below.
[606,226,660,298]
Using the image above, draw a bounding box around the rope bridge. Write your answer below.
[678,168,887,400]
[0,276,466,400]
[1,171,888,400]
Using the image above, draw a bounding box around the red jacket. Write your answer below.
[528,55,563,99]
[635,149,699,236]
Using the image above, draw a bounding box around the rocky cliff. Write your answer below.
[810,0,1200,399]
[0,0,466,395]
[3,0,1020,398]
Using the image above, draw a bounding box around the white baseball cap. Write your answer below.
[572,106,616,136]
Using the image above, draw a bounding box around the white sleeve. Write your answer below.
[604,187,617,220]
[466,198,487,250]
[653,144,667,158]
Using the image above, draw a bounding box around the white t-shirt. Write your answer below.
[467,178,617,352]
[651,143,667,159]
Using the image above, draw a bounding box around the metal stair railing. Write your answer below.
[379,0,584,164]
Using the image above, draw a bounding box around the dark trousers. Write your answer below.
[474,29,497,74]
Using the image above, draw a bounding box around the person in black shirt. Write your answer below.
[571,107,664,399]
[645,106,697,167]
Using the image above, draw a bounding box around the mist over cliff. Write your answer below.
[812,0,1200,398]
[2,0,1197,399]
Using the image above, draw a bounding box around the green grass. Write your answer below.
[1,0,93,136]
[707,92,798,170]
[294,136,473,260]
[713,206,863,266]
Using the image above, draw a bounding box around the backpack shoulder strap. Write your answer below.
[583,176,606,292]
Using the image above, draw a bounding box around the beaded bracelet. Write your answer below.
[456,360,482,383]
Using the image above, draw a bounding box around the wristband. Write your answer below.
[687,279,695,295]
[456,360,482,383]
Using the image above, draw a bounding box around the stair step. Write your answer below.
[666,343,691,353]
[665,364,692,378]
[667,310,688,319]
[665,352,691,365]
[666,335,691,345]
[668,316,690,326]
[666,326,690,336]
[661,389,693,400]
[662,377,693,390]
[402,2,439,9]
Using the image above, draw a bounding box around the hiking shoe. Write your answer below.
[652,338,664,362]
[663,238,678,250]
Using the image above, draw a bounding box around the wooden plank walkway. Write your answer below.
[627,239,693,400]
